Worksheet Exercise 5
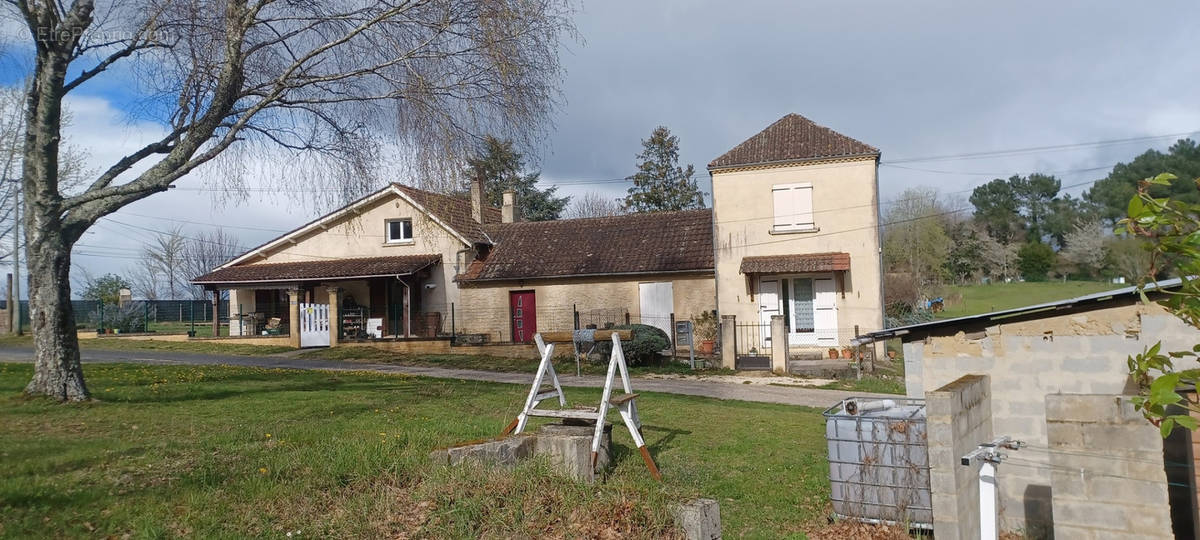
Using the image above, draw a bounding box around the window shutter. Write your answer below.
[772,183,814,231]
[772,186,792,229]
[796,185,814,228]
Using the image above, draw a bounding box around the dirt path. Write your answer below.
[0,346,897,408]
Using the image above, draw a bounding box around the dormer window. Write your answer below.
[386,218,413,244]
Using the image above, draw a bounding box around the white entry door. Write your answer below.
[638,282,675,339]
[299,302,330,347]
[759,279,780,348]
[813,278,838,345]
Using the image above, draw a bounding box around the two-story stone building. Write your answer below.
[193,113,885,367]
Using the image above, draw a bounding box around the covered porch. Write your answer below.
[192,254,445,348]
[740,252,851,349]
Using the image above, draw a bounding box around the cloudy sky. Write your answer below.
[7,0,1200,292]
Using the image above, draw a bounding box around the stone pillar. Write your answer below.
[288,288,302,348]
[770,315,787,374]
[719,315,736,369]
[926,374,992,540]
[327,286,341,347]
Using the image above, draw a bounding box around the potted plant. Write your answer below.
[692,311,718,354]
[840,346,853,359]
[828,347,839,359]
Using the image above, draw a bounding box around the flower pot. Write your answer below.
[840,348,853,359]
[887,350,897,360]
[828,348,839,359]
[698,339,715,355]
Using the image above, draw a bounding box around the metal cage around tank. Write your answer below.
[822,397,932,530]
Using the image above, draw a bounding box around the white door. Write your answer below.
[813,278,838,345]
[759,279,780,348]
[638,282,675,340]
[299,302,330,347]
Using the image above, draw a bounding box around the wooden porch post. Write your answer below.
[404,280,411,338]
[288,288,302,348]
[211,289,220,337]
[326,286,341,347]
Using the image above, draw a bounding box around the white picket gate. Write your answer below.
[299,302,330,347]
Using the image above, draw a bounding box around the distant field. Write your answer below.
[936,281,1118,319]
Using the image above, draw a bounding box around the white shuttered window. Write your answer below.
[772,183,815,231]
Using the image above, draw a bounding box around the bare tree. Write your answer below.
[183,228,242,299]
[140,227,188,299]
[12,0,576,401]
[563,191,624,219]
[126,262,160,301]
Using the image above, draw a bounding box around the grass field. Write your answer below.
[301,346,735,377]
[0,334,292,356]
[936,281,1118,319]
[0,363,833,538]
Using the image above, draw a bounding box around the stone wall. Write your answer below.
[903,300,1196,534]
[926,374,992,540]
[1045,394,1172,539]
[456,273,714,342]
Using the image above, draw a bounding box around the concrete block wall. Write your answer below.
[926,374,992,540]
[904,302,1195,534]
[1045,394,1172,540]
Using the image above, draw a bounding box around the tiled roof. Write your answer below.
[739,252,851,274]
[193,254,441,285]
[458,210,714,281]
[393,184,502,243]
[708,113,878,170]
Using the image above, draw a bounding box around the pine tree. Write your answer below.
[623,126,705,212]
[465,136,570,221]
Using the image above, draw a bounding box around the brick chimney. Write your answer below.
[502,191,518,223]
[470,173,484,224]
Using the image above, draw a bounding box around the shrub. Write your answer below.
[691,310,718,341]
[596,324,670,366]
[1017,241,1056,282]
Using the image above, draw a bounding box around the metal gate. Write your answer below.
[299,302,330,347]
[734,323,771,370]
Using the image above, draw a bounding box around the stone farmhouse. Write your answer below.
[193,113,885,368]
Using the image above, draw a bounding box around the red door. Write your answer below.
[510,291,536,343]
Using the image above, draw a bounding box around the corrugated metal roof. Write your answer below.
[854,278,1184,345]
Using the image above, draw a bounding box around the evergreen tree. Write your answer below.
[1084,139,1200,223]
[465,136,569,221]
[623,126,705,212]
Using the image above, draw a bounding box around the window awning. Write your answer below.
[192,254,441,287]
[739,252,850,274]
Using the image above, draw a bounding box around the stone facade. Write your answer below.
[925,374,992,540]
[1045,394,1173,539]
[456,273,715,342]
[903,299,1196,534]
[711,157,884,349]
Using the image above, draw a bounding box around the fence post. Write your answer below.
[98,301,104,333]
[720,315,736,370]
[189,301,195,337]
[143,302,149,333]
[573,303,579,330]
[670,312,677,362]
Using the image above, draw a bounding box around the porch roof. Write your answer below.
[192,254,441,286]
[739,252,850,274]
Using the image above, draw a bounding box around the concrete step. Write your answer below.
[787,359,855,378]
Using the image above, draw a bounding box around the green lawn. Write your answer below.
[0,335,292,356]
[936,281,1118,319]
[0,363,832,538]
[302,346,736,377]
